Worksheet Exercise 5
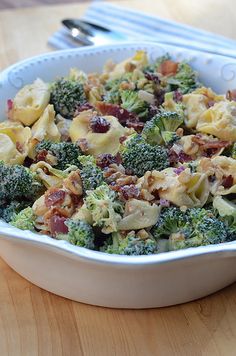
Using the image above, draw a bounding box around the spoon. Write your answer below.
[62,18,127,46]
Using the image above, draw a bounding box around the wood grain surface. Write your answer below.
[0,1,236,355]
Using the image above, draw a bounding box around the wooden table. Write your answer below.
[0,1,236,355]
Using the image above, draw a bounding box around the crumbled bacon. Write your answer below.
[222,175,234,188]
[45,189,66,208]
[50,215,68,237]
[158,60,178,76]
[126,120,144,133]
[70,194,83,208]
[191,134,230,157]
[96,101,143,131]
[226,89,236,101]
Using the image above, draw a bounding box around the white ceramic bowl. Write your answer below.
[0,42,236,308]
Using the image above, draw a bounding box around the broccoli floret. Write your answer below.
[151,207,192,240]
[36,141,82,170]
[0,161,43,201]
[0,200,29,223]
[50,78,86,119]
[10,207,35,231]
[163,92,186,121]
[103,231,157,255]
[142,117,163,145]
[161,131,180,145]
[84,184,123,234]
[152,207,227,251]
[142,111,183,146]
[57,219,95,249]
[158,110,183,132]
[194,215,227,245]
[120,90,149,119]
[78,155,104,192]
[166,62,199,94]
[121,134,169,177]
[104,74,132,104]
[232,143,236,159]
[213,196,236,241]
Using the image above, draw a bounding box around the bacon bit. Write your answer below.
[77,138,89,153]
[192,135,230,156]
[158,60,178,76]
[70,194,83,208]
[36,149,48,162]
[96,101,138,125]
[222,175,234,188]
[226,89,236,101]
[45,189,66,208]
[126,120,144,133]
[96,101,145,132]
[50,215,68,237]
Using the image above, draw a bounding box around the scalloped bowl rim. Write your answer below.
[0,41,236,267]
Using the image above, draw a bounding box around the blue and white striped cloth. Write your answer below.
[48,1,236,58]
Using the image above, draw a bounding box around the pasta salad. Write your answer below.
[1,50,235,255]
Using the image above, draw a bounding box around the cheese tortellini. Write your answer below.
[182,87,224,129]
[138,168,210,208]
[196,100,236,141]
[118,199,160,230]
[197,156,236,195]
[69,110,126,156]
[0,121,31,164]
[28,104,61,158]
[11,78,50,126]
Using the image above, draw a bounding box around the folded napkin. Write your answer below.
[48,1,236,58]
